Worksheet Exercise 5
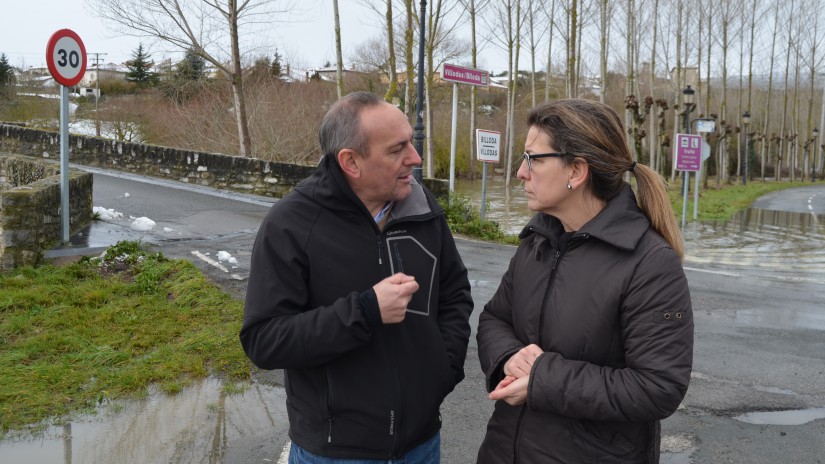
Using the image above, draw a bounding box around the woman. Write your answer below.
[476,99,693,464]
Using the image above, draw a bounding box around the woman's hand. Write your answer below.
[503,343,543,379]
[489,375,529,405]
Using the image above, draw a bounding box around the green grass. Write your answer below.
[668,179,812,222]
[0,241,249,435]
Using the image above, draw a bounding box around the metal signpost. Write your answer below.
[475,129,500,221]
[693,118,715,220]
[441,63,489,192]
[675,133,702,228]
[46,29,87,243]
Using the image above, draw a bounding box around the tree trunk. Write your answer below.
[383,0,398,103]
[229,1,251,156]
[334,0,344,99]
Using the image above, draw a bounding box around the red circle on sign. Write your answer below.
[46,29,87,87]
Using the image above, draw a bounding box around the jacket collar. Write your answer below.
[522,184,650,252]
[294,154,434,221]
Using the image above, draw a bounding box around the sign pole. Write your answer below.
[693,161,701,220]
[449,82,458,193]
[60,85,70,243]
[480,162,488,221]
[475,129,501,224]
[441,63,489,194]
[681,172,689,229]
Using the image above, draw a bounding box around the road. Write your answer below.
[52,168,825,463]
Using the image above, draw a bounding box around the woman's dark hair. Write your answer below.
[528,98,684,258]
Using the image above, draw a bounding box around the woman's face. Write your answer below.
[517,125,573,215]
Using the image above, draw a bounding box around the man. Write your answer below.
[240,91,473,463]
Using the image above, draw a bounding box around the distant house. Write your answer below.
[79,63,128,87]
[305,67,371,83]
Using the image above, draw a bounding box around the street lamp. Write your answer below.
[680,85,695,229]
[683,85,695,134]
[813,127,820,182]
[742,111,751,185]
[412,0,427,183]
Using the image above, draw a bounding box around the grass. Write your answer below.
[0,241,249,436]
[668,179,812,222]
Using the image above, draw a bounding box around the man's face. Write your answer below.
[351,103,421,214]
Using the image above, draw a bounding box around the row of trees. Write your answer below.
[30,0,825,185]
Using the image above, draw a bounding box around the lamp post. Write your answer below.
[412,0,427,183]
[742,111,750,185]
[813,127,820,182]
[680,85,694,228]
[683,85,694,134]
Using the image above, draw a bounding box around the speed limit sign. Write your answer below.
[46,29,87,87]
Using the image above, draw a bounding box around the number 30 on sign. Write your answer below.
[46,29,87,87]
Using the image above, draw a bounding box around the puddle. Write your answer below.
[0,378,286,463]
[733,407,825,425]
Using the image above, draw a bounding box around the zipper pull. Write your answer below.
[551,250,561,270]
[377,237,383,265]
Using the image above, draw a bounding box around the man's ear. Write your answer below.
[337,149,361,179]
[568,158,590,189]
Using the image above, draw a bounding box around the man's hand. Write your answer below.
[373,273,419,324]
[503,343,543,379]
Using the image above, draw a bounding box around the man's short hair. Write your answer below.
[319,91,383,160]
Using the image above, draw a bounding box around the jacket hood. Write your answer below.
[521,184,650,251]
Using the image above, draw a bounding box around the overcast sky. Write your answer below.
[1,1,507,73]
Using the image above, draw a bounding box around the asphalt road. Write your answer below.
[56,168,825,464]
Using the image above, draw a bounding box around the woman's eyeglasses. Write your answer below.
[522,152,568,171]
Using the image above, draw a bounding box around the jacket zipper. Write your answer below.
[389,326,403,457]
[377,236,383,265]
[513,405,527,463]
[326,369,334,443]
[537,249,562,347]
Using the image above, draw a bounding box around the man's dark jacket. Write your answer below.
[477,185,694,464]
[240,154,473,459]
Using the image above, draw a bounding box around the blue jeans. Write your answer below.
[288,431,440,464]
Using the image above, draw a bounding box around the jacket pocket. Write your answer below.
[569,418,646,464]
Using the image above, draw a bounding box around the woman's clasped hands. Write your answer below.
[489,343,543,406]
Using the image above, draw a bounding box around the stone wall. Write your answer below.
[0,124,448,200]
[0,154,93,271]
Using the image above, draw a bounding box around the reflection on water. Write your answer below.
[455,179,825,283]
[454,177,532,236]
[734,407,825,425]
[0,379,286,464]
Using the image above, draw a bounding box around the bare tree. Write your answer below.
[458,0,490,179]
[383,0,399,102]
[599,0,609,104]
[91,0,295,157]
[483,0,522,185]
[543,0,558,102]
[778,0,797,181]
[761,1,779,180]
[334,0,344,98]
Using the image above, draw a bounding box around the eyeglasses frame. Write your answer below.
[522,152,570,171]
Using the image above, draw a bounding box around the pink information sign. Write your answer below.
[675,134,702,171]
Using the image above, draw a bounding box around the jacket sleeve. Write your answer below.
[239,208,373,370]
[436,216,475,391]
[528,245,694,422]
[476,250,527,392]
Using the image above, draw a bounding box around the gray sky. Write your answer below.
[0,1,402,71]
[2,1,507,73]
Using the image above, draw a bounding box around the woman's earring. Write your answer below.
[567,182,573,190]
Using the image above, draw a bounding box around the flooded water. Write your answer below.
[0,379,286,464]
[456,179,825,285]
[4,179,825,462]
